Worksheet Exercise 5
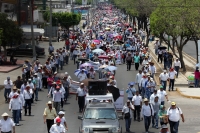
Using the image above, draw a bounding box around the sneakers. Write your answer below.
[16,123,20,126]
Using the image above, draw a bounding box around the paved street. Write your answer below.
[183,40,196,59]
[0,40,199,133]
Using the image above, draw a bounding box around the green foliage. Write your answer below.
[52,12,81,28]
[0,13,23,46]
[42,8,50,22]
[74,0,92,5]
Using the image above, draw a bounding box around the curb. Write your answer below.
[0,64,23,73]
[177,88,200,99]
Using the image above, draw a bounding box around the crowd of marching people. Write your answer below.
[0,3,185,133]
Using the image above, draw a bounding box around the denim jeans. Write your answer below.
[60,61,63,70]
[141,87,145,98]
[65,56,69,64]
[54,102,61,113]
[13,109,20,124]
[24,99,31,115]
[169,79,175,90]
[144,116,151,132]
[169,120,179,133]
[34,88,39,100]
[145,89,151,99]
[4,88,11,101]
[175,66,180,78]
[161,81,167,91]
[195,78,199,87]
[125,118,132,131]
[47,85,51,93]
[152,112,158,127]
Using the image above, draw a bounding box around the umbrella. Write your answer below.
[93,39,101,44]
[92,49,104,53]
[114,35,123,40]
[158,46,167,50]
[82,79,94,86]
[98,55,109,59]
[55,73,65,79]
[78,57,89,61]
[107,86,120,101]
[74,69,87,77]
[80,62,92,68]
[106,66,117,71]
[105,27,110,30]
[99,64,108,69]
[128,82,135,86]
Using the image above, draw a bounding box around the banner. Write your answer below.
[114,90,124,111]
[82,0,87,5]
[69,80,80,93]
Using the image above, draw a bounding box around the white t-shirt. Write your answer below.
[167,107,183,122]
[54,116,66,126]
[122,103,134,118]
[132,95,142,106]
[49,124,65,133]
[157,90,167,102]
[76,87,86,96]
[159,73,169,81]
[78,73,87,81]
[169,71,177,79]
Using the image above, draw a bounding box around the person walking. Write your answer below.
[168,68,177,91]
[126,52,132,71]
[132,90,142,122]
[49,44,54,55]
[151,96,160,129]
[159,70,169,91]
[33,73,42,101]
[126,82,136,101]
[52,86,62,113]
[135,70,143,93]
[141,98,154,133]
[167,102,184,133]
[4,77,13,103]
[158,86,169,105]
[158,105,167,126]
[54,111,68,131]
[133,52,140,70]
[50,117,66,133]
[76,83,87,113]
[173,58,181,78]
[9,92,22,126]
[23,85,33,116]
[122,100,134,132]
[0,112,15,133]
[43,101,57,133]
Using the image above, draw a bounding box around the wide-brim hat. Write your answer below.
[2,112,9,117]
[144,98,148,102]
[47,101,52,105]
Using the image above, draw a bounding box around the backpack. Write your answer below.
[126,56,132,61]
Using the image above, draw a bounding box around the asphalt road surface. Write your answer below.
[0,41,200,133]
[183,40,196,59]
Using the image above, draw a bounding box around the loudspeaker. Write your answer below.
[88,81,107,95]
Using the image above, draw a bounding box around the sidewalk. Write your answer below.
[148,39,200,99]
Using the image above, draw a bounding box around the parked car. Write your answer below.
[7,44,45,56]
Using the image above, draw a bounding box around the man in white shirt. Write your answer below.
[141,98,154,133]
[0,113,15,133]
[168,68,177,91]
[149,89,161,104]
[9,92,22,126]
[76,83,87,113]
[59,52,64,70]
[157,86,169,105]
[135,70,143,92]
[54,111,68,131]
[23,85,33,116]
[173,58,181,78]
[159,70,169,91]
[167,102,184,133]
[4,77,13,103]
[140,74,148,98]
[33,73,42,101]
[53,86,62,113]
[132,90,142,121]
[50,117,66,133]
[77,70,87,82]
[122,100,134,132]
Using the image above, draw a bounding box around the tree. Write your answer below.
[150,0,200,71]
[0,13,23,56]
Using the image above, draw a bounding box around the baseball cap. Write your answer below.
[56,118,61,123]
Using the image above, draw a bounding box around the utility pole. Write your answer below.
[49,0,52,44]
[30,0,36,60]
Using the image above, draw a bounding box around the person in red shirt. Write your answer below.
[65,39,70,50]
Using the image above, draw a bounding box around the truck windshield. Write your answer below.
[84,108,117,119]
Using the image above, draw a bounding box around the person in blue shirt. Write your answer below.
[89,51,94,61]
[133,52,140,70]
[126,83,136,101]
